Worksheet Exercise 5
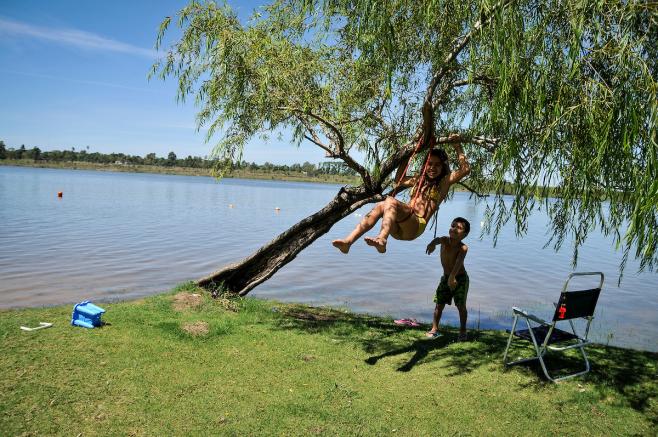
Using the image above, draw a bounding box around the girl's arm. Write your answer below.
[394,155,417,188]
[447,143,471,185]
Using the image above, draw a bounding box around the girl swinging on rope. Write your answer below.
[332,134,470,254]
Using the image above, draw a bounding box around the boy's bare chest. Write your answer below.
[440,245,461,266]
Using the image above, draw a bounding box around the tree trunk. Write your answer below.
[197,185,382,296]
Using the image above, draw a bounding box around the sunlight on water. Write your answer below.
[1,166,657,352]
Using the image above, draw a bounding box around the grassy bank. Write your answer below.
[1,284,656,436]
[0,159,361,185]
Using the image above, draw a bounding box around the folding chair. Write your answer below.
[503,272,604,382]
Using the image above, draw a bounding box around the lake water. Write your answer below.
[1,166,657,352]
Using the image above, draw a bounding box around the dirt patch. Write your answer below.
[182,321,210,336]
[172,292,203,311]
[216,295,240,312]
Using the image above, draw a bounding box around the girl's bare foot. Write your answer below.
[332,239,351,254]
[364,236,387,253]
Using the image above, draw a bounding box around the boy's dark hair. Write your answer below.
[453,216,470,236]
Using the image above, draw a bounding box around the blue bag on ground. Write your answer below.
[71,301,105,328]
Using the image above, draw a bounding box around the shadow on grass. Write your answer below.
[506,341,658,425]
[270,303,657,423]
[362,331,506,374]
[588,344,657,419]
[271,304,509,374]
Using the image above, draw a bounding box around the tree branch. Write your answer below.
[431,74,499,114]
[394,0,513,179]
[302,133,335,157]
[378,133,459,186]
[458,181,488,198]
[436,133,499,153]
[278,106,373,189]
[449,76,497,89]
[296,116,333,154]
[426,0,514,104]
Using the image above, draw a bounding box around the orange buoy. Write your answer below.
[57,191,63,198]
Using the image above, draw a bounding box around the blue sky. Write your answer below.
[0,0,326,164]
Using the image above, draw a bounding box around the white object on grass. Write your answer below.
[20,322,53,331]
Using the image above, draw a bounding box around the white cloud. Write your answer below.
[0,16,158,58]
[0,68,161,92]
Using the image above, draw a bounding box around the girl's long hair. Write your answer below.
[418,148,450,197]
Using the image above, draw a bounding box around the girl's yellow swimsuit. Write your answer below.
[399,184,441,239]
[410,184,442,204]
[413,215,428,239]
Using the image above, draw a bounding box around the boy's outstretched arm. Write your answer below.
[426,236,446,255]
[447,142,471,185]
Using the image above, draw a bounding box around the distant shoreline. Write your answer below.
[0,159,361,185]
[0,159,481,193]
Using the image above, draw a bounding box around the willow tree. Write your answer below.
[152,0,657,295]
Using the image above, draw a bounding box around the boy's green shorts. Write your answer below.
[434,273,469,307]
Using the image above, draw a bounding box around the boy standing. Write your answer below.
[425,217,471,340]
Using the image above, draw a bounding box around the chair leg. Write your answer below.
[527,324,552,379]
[537,353,556,382]
[504,315,594,382]
[504,317,546,367]
[548,345,591,383]
[505,320,554,381]
[581,345,591,373]
[502,315,519,364]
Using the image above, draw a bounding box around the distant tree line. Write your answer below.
[0,140,357,176]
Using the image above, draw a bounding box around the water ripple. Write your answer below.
[1,166,657,351]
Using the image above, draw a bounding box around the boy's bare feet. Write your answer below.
[332,239,351,254]
[364,236,387,253]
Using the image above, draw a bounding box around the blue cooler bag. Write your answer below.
[71,301,106,328]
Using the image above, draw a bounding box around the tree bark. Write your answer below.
[197,185,383,296]
[197,102,438,298]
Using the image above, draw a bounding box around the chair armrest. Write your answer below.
[512,307,549,325]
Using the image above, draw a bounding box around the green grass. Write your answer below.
[1,283,656,436]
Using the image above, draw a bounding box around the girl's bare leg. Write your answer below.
[364,197,415,253]
[332,202,385,253]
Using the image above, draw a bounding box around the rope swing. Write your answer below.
[392,135,436,203]
[391,135,441,238]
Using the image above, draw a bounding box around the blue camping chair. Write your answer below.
[503,272,604,382]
